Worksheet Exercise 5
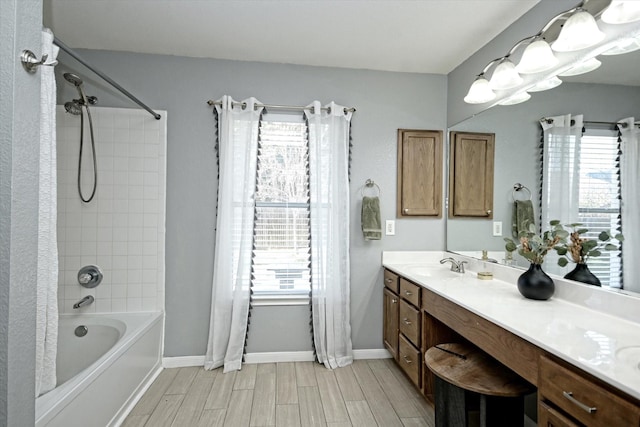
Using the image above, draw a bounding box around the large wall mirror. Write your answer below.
[446,48,640,294]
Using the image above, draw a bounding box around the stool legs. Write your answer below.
[480,395,525,427]
[434,376,469,427]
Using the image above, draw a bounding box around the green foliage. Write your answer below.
[504,221,568,265]
[552,222,624,266]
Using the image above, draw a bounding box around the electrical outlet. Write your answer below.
[493,221,503,236]
[385,220,395,236]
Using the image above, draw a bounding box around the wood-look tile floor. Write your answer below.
[123,359,434,427]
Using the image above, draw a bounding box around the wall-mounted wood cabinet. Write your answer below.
[397,129,443,218]
[448,131,495,218]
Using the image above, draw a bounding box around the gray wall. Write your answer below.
[447,82,640,254]
[56,51,447,356]
[1,0,41,424]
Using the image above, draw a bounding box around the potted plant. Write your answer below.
[504,222,568,300]
[553,222,624,287]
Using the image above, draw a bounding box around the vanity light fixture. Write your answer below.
[552,8,605,52]
[464,75,496,104]
[516,38,559,74]
[601,1,640,24]
[528,76,563,92]
[498,91,531,106]
[489,58,523,90]
[558,57,602,76]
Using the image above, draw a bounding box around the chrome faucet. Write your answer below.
[73,295,95,309]
[440,257,468,273]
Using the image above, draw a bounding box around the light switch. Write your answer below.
[386,220,395,236]
[493,221,502,236]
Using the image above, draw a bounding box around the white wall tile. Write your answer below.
[56,106,167,314]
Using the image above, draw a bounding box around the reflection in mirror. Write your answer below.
[447,49,640,294]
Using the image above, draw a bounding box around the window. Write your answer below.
[251,114,311,303]
[577,128,621,287]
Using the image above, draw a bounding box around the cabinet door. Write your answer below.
[383,288,399,360]
[538,402,580,427]
[448,131,495,218]
[397,129,443,217]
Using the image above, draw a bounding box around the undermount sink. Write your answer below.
[403,265,462,279]
[615,346,640,371]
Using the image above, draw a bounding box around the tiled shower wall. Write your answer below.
[56,106,167,313]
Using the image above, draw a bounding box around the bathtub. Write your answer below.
[35,312,163,427]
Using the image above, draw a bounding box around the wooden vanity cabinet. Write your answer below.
[383,270,400,360]
[396,129,443,218]
[397,278,422,389]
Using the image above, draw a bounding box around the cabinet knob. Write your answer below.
[402,355,412,364]
[404,208,409,214]
[404,291,412,296]
[391,298,398,304]
[486,209,492,215]
[385,278,392,283]
[403,318,412,325]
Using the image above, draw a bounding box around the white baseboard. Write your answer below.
[163,349,391,368]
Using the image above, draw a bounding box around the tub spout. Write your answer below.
[73,295,94,309]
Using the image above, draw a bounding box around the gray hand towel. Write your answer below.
[362,196,382,240]
[512,200,535,238]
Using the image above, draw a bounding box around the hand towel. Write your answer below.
[362,196,382,240]
[512,200,535,238]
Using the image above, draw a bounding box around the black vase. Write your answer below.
[517,263,555,300]
[564,263,601,287]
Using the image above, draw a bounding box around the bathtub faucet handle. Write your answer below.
[78,273,93,284]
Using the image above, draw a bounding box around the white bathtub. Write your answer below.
[36,312,163,427]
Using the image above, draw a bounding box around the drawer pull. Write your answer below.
[391,298,398,304]
[563,391,597,414]
[404,291,412,296]
[402,355,412,364]
[403,318,412,325]
[385,278,392,283]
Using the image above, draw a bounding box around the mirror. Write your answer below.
[446,48,640,290]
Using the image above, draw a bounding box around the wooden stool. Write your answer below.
[425,343,534,427]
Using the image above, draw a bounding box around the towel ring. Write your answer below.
[512,183,531,201]
[361,179,381,197]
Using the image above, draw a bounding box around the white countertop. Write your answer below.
[382,251,640,401]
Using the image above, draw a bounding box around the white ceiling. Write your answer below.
[43,0,541,75]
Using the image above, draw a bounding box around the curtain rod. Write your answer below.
[206,100,356,114]
[540,117,639,128]
[54,37,161,120]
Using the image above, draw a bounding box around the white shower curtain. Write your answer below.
[35,28,59,397]
[205,96,263,373]
[618,117,639,293]
[305,101,353,369]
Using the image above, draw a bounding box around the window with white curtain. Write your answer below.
[251,113,311,303]
[577,127,621,287]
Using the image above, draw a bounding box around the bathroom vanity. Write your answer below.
[382,252,640,426]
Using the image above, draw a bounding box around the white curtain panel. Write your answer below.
[205,96,263,373]
[618,117,639,293]
[305,101,353,369]
[35,28,59,397]
[540,114,582,273]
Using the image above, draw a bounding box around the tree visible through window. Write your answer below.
[251,115,311,300]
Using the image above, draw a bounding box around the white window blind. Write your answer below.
[577,129,621,287]
[251,114,311,302]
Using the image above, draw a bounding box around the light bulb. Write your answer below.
[552,10,605,52]
[489,59,523,90]
[528,76,562,92]
[602,1,640,24]
[464,77,496,104]
[499,92,531,106]
[516,39,558,74]
[558,58,601,76]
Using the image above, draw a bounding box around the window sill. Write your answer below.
[252,294,310,307]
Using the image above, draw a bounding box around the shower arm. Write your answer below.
[53,37,161,121]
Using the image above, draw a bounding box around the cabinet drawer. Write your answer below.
[539,356,640,426]
[384,270,399,293]
[399,278,420,307]
[398,334,421,388]
[399,299,420,346]
[538,401,580,427]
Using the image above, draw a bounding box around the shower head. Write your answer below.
[63,73,84,87]
[64,101,83,115]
